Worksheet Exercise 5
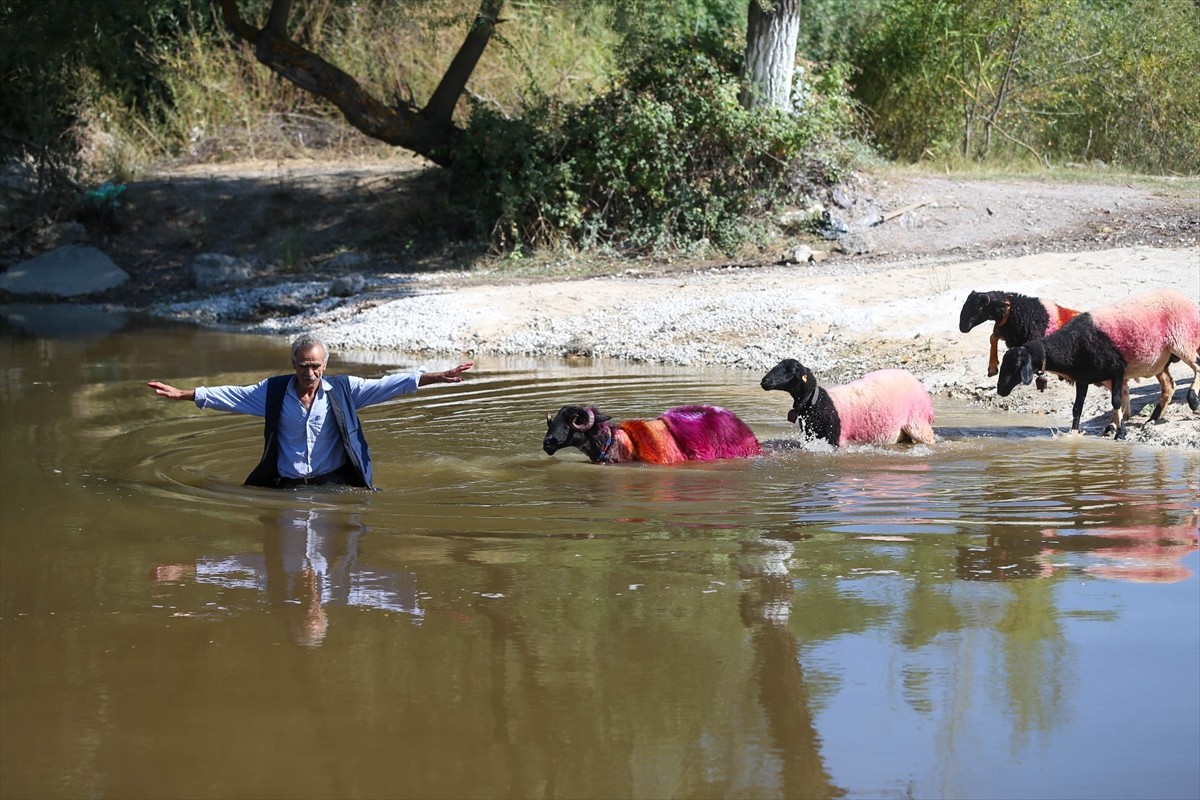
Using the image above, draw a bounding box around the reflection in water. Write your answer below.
[738,537,844,799]
[2,327,1199,800]
[1041,510,1200,584]
[785,459,951,537]
[956,532,1055,581]
[956,514,1199,586]
[996,578,1070,743]
[153,506,421,646]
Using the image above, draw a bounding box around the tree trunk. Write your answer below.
[740,0,802,111]
[216,0,505,168]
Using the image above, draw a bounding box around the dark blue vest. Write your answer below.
[243,375,374,489]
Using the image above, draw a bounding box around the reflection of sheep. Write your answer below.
[1041,511,1200,584]
[997,288,1200,438]
[542,404,761,464]
[761,358,935,446]
[959,290,1080,377]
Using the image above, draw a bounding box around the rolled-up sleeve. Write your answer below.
[348,371,423,409]
[194,380,271,416]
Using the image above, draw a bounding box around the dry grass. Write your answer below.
[88,0,618,175]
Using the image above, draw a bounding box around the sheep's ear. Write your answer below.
[1019,351,1034,385]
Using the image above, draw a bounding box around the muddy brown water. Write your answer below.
[1,320,1198,800]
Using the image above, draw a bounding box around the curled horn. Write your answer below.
[570,407,595,431]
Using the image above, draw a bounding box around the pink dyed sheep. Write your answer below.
[997,287,1200,439]
[959,290,1080,377]
[760,359,936,446]
[542,404,761,464]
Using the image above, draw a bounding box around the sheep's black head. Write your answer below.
[959,290,1003,333]
[997,345,1037,397]
[761,359,819,422]
[543,405,610,455]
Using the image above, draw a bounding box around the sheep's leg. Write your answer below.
[1174,350,1200,411]
[1104,374,1128,439]
[1069,382,1089,434]
[902,420,935,445]
[987,333,1000,377]
[1147,370,1174,423]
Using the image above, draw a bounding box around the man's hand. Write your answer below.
[147,381,196,401]
[420,362,474,386]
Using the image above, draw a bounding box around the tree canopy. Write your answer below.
[1,0,1195,261]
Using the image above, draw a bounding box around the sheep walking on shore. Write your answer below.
[761,358,935,447]
[996,287,1200,439]
[543,404,761,464]
[959,290,1080,377]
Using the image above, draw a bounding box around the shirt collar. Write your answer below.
[289,376,333,396]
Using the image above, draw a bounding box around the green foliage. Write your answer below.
[453,46,860,253]
[608,0,746,57]
[0,0,199,167]
[1054,0,1200,173]
[834,0,1200,172]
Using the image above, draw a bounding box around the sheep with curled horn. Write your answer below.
[761,358,935,447]
[543,404,761,464]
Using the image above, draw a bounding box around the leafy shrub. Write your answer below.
[1053,0,1200,173]
[841,0,1199,172]
[454,45,860,254]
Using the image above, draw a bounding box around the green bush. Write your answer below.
[842,0,1200,172]
[1052,0,1200,173]
[454,46,860,253]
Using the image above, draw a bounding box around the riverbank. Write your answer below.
[6,161,1199,447]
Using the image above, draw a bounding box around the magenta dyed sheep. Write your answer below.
[760,359,936,446]
[542,404,761,464]
[997,287,1200,439]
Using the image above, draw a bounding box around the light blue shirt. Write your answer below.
[191,509,422,619]
[194,371,422,479]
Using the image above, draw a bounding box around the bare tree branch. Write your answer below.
[983,117,1048,166]
[425,0,504,124]
[265,0,293,35]
[214,0,507,167]
[217,0,259,43]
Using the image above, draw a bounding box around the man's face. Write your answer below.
[293,345,327,391]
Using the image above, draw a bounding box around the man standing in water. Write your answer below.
[147,333,473,489]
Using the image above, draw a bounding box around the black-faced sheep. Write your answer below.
[543,404,761,464]
[760,359,935,446]
[997,288,1200,439]
[959,290,1080,377]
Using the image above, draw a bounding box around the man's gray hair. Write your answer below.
[291,334,328,364]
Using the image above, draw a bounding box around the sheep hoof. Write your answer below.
[1103,423,1117,437]
[1188,388,1199,411]
[987,366,998,378]
[1035,375,1049,392]
[1147,404,1164,423]
[1114,426,1128,441]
